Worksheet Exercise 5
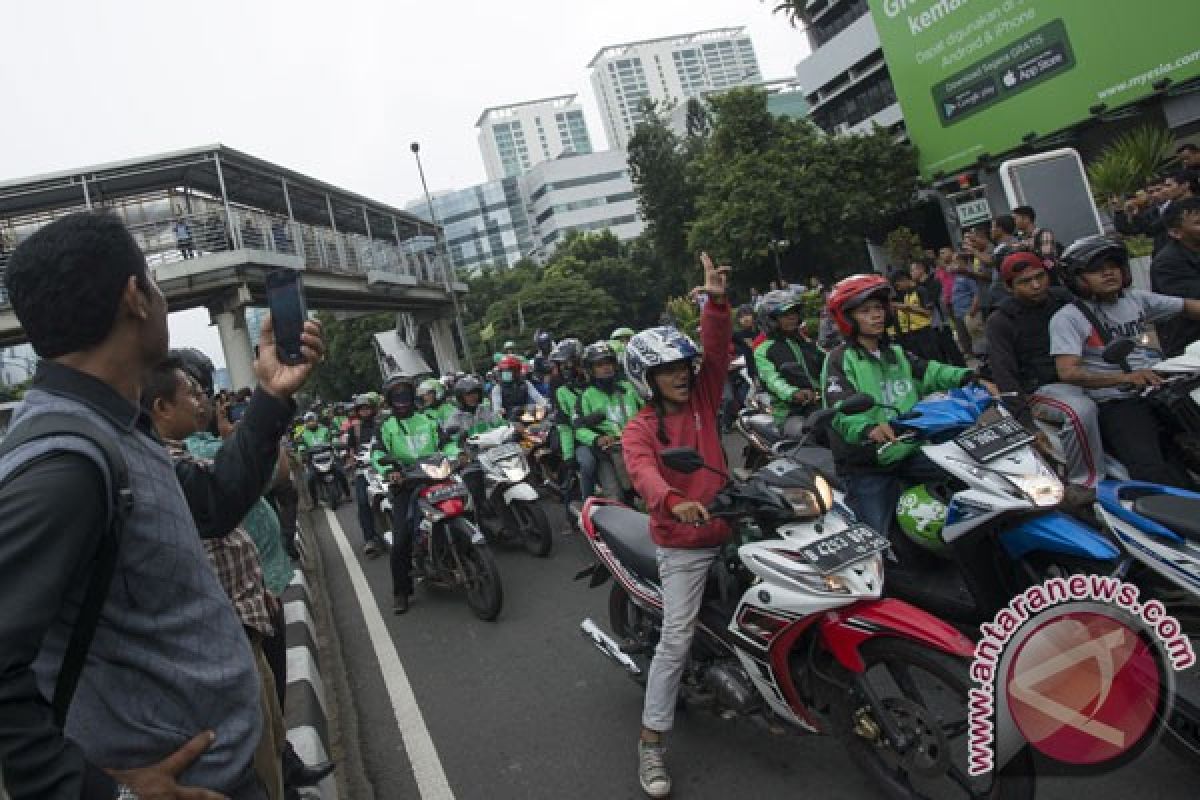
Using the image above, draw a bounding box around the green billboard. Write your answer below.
[867,0,1200,178]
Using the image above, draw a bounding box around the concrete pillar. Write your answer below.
[429,318,460,375]
[211,307,256,390]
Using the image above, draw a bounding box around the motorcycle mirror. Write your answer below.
[661,447,706,474]
[1101,338,1136,372]
[779,362,809,386]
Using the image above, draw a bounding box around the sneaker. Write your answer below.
[637,740,671,798]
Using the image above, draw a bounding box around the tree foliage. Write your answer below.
[884,226,925,270]
[1086,125,1177,202]
[308,311,393,401]
[688,88,920,284]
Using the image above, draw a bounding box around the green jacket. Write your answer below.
[554,381,585,460]
[422,401,456,428]
[821,343,970,467]
[371,412,452,474]
[445,401,505,439]
[298,426,331,452]
[575,380,643,446]
[754,335,827,425]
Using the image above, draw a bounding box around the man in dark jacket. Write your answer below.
[986,251,1105,486]
[1151,197,1200,357]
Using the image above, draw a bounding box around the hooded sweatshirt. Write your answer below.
[623,298,732,549]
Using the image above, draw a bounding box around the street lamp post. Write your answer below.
[770,239,788,286]
[410,141,474,372]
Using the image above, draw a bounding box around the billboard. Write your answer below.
[868,0,1200,178]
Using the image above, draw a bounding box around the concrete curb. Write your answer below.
[283,528,339,800]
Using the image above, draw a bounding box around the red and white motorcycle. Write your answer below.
[575,396,1034,799]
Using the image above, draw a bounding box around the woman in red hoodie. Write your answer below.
[621,253,732,798]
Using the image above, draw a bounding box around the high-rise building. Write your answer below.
[406,178,535,276]
[521,150,643,258]
[588,28,763,150]
[477,95,594,181]
[792,0,902,135]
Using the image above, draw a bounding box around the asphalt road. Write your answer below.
[310,486,1198,799]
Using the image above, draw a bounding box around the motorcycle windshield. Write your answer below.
[895,387,990,436]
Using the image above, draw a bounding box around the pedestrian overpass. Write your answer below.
[0,145,468,388]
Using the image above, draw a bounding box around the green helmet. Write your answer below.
[417,377,445,403]
[610,326,635,340]
[895,484,948,554]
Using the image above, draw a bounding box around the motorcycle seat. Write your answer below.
[1133,494,1200,543]
[591,505,659,583]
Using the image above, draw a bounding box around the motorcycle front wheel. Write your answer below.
[511,499,553,557]
[451,519,503,621]
[828,638,1035,800]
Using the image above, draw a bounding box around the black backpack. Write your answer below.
[0,412,132,726]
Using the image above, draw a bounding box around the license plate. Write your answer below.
[954,417,1034,462]
[426,484,466,503]
[796,525,889,572]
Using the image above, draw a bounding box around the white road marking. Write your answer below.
[322,507,456,800]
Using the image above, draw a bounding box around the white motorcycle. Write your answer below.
[464,424,554,557]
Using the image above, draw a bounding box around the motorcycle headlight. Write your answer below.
[778,476,833,517]
[1005,461,1064,507]
[421,460,452,480]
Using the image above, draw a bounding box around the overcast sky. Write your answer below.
[0,0,810,367]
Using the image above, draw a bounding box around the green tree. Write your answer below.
[688,88,919,285]
[884,226,926,270]
[1086,124,1177,203]
[478,274,618,352]
[309,311,393,401]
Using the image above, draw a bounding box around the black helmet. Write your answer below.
[582,341,617,367]
[454,375,484,406]
[550,337,583,364]
[171,347,215,394]
[1062,235,1130,293]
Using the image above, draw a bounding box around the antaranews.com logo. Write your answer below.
[968,575,1196,776]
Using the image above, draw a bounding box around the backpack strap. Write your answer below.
[1071,299,1112,346]
[0,412,133,728]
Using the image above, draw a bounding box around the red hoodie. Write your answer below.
[624,298,733,549]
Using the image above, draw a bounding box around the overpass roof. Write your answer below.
[0,144,432,240]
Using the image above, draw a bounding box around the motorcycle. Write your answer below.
[463,422,554,557]
[378,451,504,621]
[514,404,563,493]
[356,444,393,552]
[878,386,1120,624]
[575,394,1034,799]
[575,410,635,503]
[306,443,344,510]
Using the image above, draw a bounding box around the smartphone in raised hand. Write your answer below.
[264,268,308,366]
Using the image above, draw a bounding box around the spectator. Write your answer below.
[1117,171,1195,255]
[934,247,956,310]
[1012,205,1062,282]
[0,211,322,799]
[1178,142,1200,170]
[911,259,963,365]
[1151,196,1200,357]
[986,215,1021,313]
[175,215,194,260]
[888,267,939,360]
[949,251,979,357]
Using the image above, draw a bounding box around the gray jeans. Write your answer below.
[1030,383,1105,487]
[641,546,720,732]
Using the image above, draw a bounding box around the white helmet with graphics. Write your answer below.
[623,325,701,399]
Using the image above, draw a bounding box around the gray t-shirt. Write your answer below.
[1049,288,1184,401]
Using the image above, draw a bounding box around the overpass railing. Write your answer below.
[0,207,452,307]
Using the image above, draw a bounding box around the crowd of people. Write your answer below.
[2,144,1200,798]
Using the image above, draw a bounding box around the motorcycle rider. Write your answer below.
[821,274,988,548]
[346,393,388,557]
[297,411,348,507]
[1051,235,1200,488]
[621,253,732,799]
[444,375,507,528]
[491,354,549,418]
[754,288,826,438]
[417,377,456,427]
[984,251,1106,487]
[548,338,591,499]
[372,373,455,614]
[576,341,643,500]
[609,326,635,365]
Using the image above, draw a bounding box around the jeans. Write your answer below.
[844,452,944,543]
[353,473,378,545]
[576,444,598,498]
[642,546,721,732]
[1098,397,1196,489]
[1029,383,1105,487]
[389,485,417,597]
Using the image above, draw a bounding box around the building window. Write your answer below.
[810,67,897,131]
[809,0,869,48]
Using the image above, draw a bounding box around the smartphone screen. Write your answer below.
[264,268,308,366]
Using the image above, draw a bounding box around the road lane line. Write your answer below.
[322,507,456,800]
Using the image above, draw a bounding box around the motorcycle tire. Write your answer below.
[511,499,553,557]
[827,637,1035,800]
[451,519,503,621]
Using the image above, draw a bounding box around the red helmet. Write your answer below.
[827,274,893,336]
[497,355,525,377]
